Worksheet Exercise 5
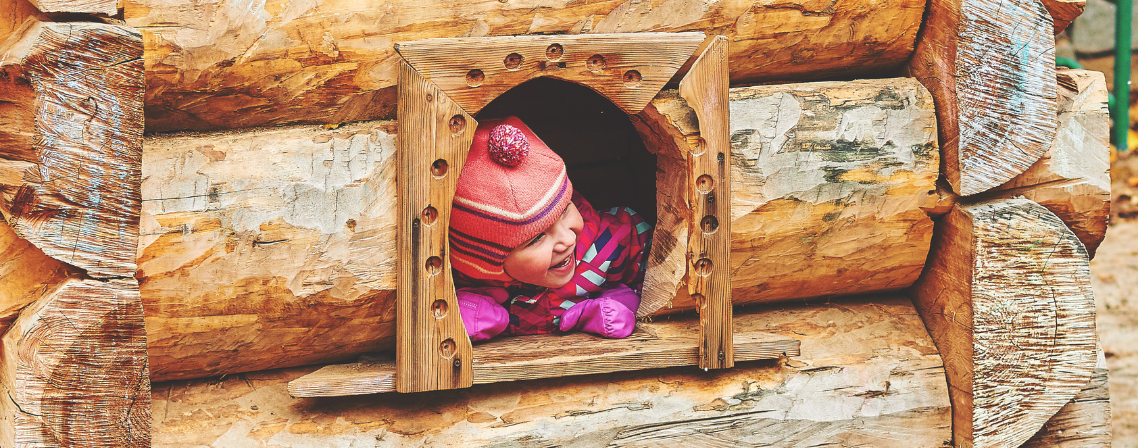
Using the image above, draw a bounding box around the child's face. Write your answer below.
[503,202,583,288]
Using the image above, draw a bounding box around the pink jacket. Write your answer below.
[454,193,652,338]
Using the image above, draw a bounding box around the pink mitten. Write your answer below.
[456,287,510,341]
[559,285,639,338]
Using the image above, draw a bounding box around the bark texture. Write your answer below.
[123,0,925,132]
[0,17,144,278]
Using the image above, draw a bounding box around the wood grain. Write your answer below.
[907,0,1058,195]
[396,33,704,115]
[1041,0,1086,34]
[123,0,926,132]
[395,61,474,393]
[154,296,949,447]
[0,0,38,41]
[908,198,1098,448]
[0,217,82,334]
[0,17,144,278]
[289,314,799,397]
[0,278,150,447]
[677,36,732,370]
[1022,349,1112,447]
[988,69,1111,257]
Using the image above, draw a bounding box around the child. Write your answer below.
[449,116,652,341]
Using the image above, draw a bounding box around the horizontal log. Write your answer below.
[0,16,144,278]
[908,198,1097,448]
[0,217,82,333]
[141,78,941,381]
[0,277,150,447]
[1042,0,1086,34]
[987,69,1111,257]
[288,312,801,397]
[907,0,1057,195]
[0,0,38,40]
[152,296,951,447]
[1022,349,1112,447]
[124,0,926,132]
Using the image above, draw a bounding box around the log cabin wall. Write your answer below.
[0,0,1113,446]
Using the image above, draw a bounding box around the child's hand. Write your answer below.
[558,284,640,338]
[456,287,510,341]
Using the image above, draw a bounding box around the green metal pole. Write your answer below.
[1115,0,1132,150]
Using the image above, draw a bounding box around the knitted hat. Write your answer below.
[449,116,573,282]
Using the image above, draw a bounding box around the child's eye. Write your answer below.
[525,233,544,247]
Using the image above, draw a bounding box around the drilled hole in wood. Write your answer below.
[623,70,642,88]
[466,69,485,87]
[422,206,438,225]
[425,256,443,275]
[545,43,564,61]
[586,54,606,72]
[690,137,707,156]
[431,159,449,178]
[431,299,448,319]
[449,115,466,134]
[695,258,713,277]
[700,215,719,234]
[504,53,524,70]
[439,338,456,358]
[696,174,715,194]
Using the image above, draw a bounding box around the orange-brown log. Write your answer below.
[123,0,925,132]
[1042,0,1086,34]
[0,16,144,278]
[909,198,1097,448]
[0,278,150,447]
[907,0,1058,195]
[0,217,82,333]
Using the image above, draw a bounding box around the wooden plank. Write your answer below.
[0,17,144,278]
[395,61,475,393]
[124,0,927,133]
[907,0,1057,195]
[396,33,703,115]
[908,198,1097,448]
[676,36,732,370]
[0,278,150,447]
[290,307,800,397]
[987,69,1111,257]
[163,296,948,447]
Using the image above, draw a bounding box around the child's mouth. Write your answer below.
[551,256,572,270]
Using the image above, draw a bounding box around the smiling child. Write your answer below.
[449,116,652,341]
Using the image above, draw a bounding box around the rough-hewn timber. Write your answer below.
[123,0,925,132]
[1023,348,1112,448]
[0,278,150,447]
[0,217,81,333]
[909,198,1098,448]
[907,0,1057,195]
[151,297,951,447]
[0,17,144,278]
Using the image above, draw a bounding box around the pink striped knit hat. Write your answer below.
[449,116,573,282]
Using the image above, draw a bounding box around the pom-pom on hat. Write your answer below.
[449,117,573,283]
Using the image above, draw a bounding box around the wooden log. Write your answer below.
[1042,0,1087,34]
[1022,348,1112,447]
[140,78,942,381]
[138,121,399,381]
[0,17,144,278]
[288,313,800,397]
[152,296,951,447]
[0,278,150,447]
[0,217,82,333]
[123,0,926,133]
[0,0,38,41]
[908,198,1097,448]
[907,0,1058,196]
[988,69,1111,257]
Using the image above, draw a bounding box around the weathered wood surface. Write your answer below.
[141,78,942,381]
[124,0,925,132]
[988,69,1111,257]
[396,33,704,115]
[0,0,38,41]
[1042,0,1087,34]
[0,278,150,447]
[289,310,800,397]
[138,121,400,382]
[0,17,144,278]
[909,198,1098,448]
[907,0,1057,196]
[152,297,950,447]
[1023,348,1112,448]
[26,0,115,15]
[0,217,81,333]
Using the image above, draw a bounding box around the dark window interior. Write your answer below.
[476,77,657,225]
